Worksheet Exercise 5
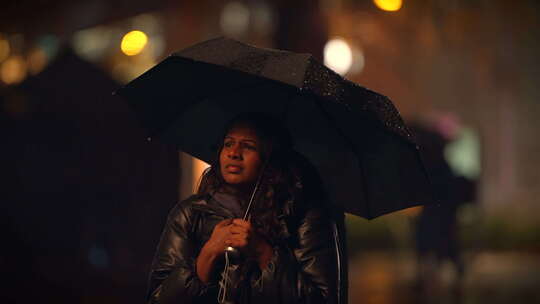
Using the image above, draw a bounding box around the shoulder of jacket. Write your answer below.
[168,194,210,217]
[180,194,209,207]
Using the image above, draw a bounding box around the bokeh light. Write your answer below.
[37,35,59,59]
[445,127,481,179]
[0,36,10,63]
[27,47,48,75]
[1,55,27,85]
[121,30,148,56]
[324,38,353,76]
[73,26,116,62]
[373,0,403,12]
[220,1,250,37]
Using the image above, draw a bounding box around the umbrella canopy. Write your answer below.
[116,37,436,219]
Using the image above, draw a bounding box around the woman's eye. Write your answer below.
[224,141,234,148]
[243,144,257,151]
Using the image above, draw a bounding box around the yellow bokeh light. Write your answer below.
[373,0,402,12]
[0,38,10,62]
[121,30,148,56]
[1,55,27,85]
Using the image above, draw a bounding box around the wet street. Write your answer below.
[348,251,540,304]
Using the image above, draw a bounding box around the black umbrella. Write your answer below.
[116,37,435,219]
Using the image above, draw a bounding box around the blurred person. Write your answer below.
[145,113,346,304]
[411,120,476,298]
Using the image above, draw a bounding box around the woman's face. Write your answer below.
[219,126,263,187]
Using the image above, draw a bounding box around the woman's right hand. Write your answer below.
[197,219,233,283]
[204,218,234,256]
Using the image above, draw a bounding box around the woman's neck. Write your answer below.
[219,183,255,204]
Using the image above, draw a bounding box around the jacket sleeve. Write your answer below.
[260,205,340,304]
[293,206,340,303]
[146,202,215,304]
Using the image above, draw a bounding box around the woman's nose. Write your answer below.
[227,145,241,159]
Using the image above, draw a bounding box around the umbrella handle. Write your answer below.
[224,246,241,261]
[217,247,241,303]
[242,153,271,221]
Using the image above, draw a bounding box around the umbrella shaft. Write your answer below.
[242,153,271,220]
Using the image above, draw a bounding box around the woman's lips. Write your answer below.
[225,164,242,173]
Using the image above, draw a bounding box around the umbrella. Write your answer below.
[116,37,435,219]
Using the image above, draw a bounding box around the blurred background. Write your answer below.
[1,0,539,303]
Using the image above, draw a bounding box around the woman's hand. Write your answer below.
[230,219,273,269]
[203,218,234,257]
[228,219,251,250]
[197,219,233,283]
[197,218,274,282]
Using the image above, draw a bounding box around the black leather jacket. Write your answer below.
[146,193,347,304]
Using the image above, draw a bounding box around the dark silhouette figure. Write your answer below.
[410,123,476,302]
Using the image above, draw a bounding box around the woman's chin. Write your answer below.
[223,176,256,190]
[223,175,245,185]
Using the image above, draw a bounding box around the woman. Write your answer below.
[146,113,347,304]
